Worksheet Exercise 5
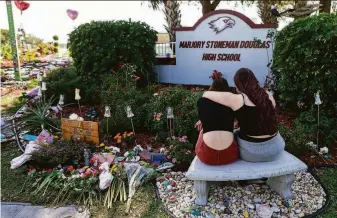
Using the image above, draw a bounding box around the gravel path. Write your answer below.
[156,171,326,218]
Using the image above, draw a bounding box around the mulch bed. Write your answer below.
[300,144,337,167]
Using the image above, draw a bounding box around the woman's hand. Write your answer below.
[194,120,202,131]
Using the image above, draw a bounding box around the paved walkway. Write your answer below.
[1,202,90,218]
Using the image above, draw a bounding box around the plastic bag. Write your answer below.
[11,141,40,169]
[99,171,113,190]
[124,163,154,213]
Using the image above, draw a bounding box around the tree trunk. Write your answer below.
[257,0,278,24]
[200,0,221,15]
[320,0,331,13]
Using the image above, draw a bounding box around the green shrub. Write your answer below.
[273,13,337,111]
[166,136,195,167]
[100,64,151,133]
[279,123,312,157]
[144,86,203,143]
[44,67,100,104]
[295,108,337,147]
[68,20,157,85]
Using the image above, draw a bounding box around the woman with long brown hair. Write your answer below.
[195,71,239,165]
[202,68,284,162]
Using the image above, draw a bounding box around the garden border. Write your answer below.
[152,167,334,218]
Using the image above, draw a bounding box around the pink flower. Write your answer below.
[91,170,98,176]
[81,173,87,178]
[167,155,172,160]
[67,165,74,171]
[172,158,177,163]
[136,76,140,81]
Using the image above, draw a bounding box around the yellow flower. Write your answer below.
[104,146,109,150]
[100,143,105,147]
[53,136,59,139]
[83,166,89,169]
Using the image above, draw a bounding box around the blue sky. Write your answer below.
[0,1,289,44]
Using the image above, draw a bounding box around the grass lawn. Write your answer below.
[316,168,337,218]
[1,143,169,218]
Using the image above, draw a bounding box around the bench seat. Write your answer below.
[186,151,307,205]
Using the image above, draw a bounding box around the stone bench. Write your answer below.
[186,151,307,205]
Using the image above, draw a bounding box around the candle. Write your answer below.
[75,89,81,100]
[104,106,111,117]
[58,94,64,105]
[41,82,47,91]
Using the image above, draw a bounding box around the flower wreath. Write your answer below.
[209,70,223,80]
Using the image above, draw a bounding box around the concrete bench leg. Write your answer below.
[194,180,209,206]
[267,174,295,199]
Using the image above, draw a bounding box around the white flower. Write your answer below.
[69,113,79,120]
[153,93,159,96]
[319,147,329,155]
[306,141,317,149]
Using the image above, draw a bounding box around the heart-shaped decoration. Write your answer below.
[66,9,79,21]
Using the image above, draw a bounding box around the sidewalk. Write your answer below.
[1,202,90,218]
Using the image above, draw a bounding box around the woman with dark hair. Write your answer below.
[195,71,239,165]
[202,68,284,162]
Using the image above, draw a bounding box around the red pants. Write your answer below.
[195,130,239,165]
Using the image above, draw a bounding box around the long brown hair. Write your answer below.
[209,70,229,92]
[234,68,277,133]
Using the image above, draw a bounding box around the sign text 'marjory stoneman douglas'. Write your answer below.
[179,40,271,62]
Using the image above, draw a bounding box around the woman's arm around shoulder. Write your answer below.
[202,91,243,110]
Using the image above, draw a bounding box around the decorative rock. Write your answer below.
[224,208,232,214]
[247,204,255,210]
[170,181,176,187]
[168,196,177,203]
[256,204,273,218]
[271,207,280,213]
[167,185,172,191]
[215,204,220,209]
[295,209,301,214]
[191,210,201,216]
[254,198,262,203]
[298,213,305,217]
[162,180,169,186]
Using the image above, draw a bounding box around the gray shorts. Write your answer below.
[235,131,285,162]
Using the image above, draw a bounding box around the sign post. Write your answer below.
[6,0,21,81]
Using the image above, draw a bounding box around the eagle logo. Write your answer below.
[208,16,235,34]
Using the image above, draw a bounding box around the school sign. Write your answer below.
[156,10,277,87]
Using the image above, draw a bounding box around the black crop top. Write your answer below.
[235,95,277,136]
[197,97,234,133]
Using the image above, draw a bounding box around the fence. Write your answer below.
[156,42,176,57]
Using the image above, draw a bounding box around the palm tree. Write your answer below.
[149,0,181,43]
[257,0,279,24]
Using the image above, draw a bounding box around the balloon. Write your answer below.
[66,9,79,21]
[14,1,30,14]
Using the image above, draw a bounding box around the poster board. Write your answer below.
[61,118,99,144]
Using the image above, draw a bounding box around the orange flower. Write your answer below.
[117,139,122,143]
[114,133,121,139]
